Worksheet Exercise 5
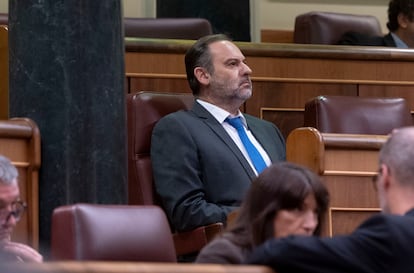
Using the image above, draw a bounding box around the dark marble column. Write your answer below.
[8,0,127,257]
[157,0,251,41]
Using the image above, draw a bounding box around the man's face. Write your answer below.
[205,40,253,103]
[0,181,20,243]
[403,20,414,47]
[397,13,414,47]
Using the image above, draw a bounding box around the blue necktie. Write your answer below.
[226,117,267,174]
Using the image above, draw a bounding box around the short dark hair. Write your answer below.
[184,34,232,96]
[387,0,414,31]
[225,162,330,249]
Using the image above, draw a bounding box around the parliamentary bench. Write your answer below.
[286,127,387,236]
[0,14,212,39]
[125,37,414,139]
[4,25,414,139]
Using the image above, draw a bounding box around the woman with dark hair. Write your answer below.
[195,162,329,264]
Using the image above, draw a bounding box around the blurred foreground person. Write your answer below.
[0,155,42,262]
[248,127,414,273]
[196,162,329,264]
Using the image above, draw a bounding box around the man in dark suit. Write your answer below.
[338,0,414,48]
[151,34,285,234]
[248,126,414,273]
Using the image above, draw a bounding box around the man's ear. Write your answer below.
[381,164,392,190]
[194,67,210,85]
[398,13,409,28]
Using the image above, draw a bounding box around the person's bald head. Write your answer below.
[379,127,414,188]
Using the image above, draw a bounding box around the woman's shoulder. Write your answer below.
[195,234,250,264]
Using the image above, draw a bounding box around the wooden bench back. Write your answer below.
[287,127,387,236]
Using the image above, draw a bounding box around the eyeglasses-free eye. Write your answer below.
[0,201,27,224]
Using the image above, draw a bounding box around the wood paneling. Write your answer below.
[261,29,294,43]
[125,38,414,138]
[286,127,386,236]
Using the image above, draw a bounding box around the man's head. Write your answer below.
[387,0,414,47]
[184,34,253,113]
[185,34,231,96]
[375,127,414,214]
[0,155,21,242]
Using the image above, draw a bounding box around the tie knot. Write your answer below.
[226,117,244,130]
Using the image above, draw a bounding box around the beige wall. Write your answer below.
[123,0,155,18]
[0,0,156,17]
[0,0,390,33]
[0,0,6,13]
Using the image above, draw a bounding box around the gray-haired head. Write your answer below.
[379,126,414,188]
[0,155,18,186]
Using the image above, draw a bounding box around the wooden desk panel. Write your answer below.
[1,262,276,273]
[286,127,387,236]
[250,80,358,138]
[127,73,190,94]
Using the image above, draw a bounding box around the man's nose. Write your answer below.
[241,62,252,75]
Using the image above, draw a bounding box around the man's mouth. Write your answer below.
[240,80,251,87]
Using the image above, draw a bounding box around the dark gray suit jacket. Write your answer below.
[248,209,414,273]
[151,101,285,232]
[337,32,396,47]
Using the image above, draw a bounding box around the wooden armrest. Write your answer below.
[172,222,224,256]
[1,261,276,273]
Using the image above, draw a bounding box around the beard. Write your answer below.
[209,77,252,102]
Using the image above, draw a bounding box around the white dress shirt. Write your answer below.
[197,99,271,176]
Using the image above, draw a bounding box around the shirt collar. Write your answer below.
[196,99,245,125]
[391,32,409,49]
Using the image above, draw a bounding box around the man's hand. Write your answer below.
[1,241,43,262]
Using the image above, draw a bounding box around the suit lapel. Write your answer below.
[384,33,397,47]
[245,115,279,163]
[191,102,256,179]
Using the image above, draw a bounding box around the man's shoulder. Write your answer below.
[356,210,414,235]
[155,109,195,125]
[244,114,278,130]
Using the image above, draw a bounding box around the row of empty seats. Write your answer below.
[1,11,382,44]
[0,13,212,40]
